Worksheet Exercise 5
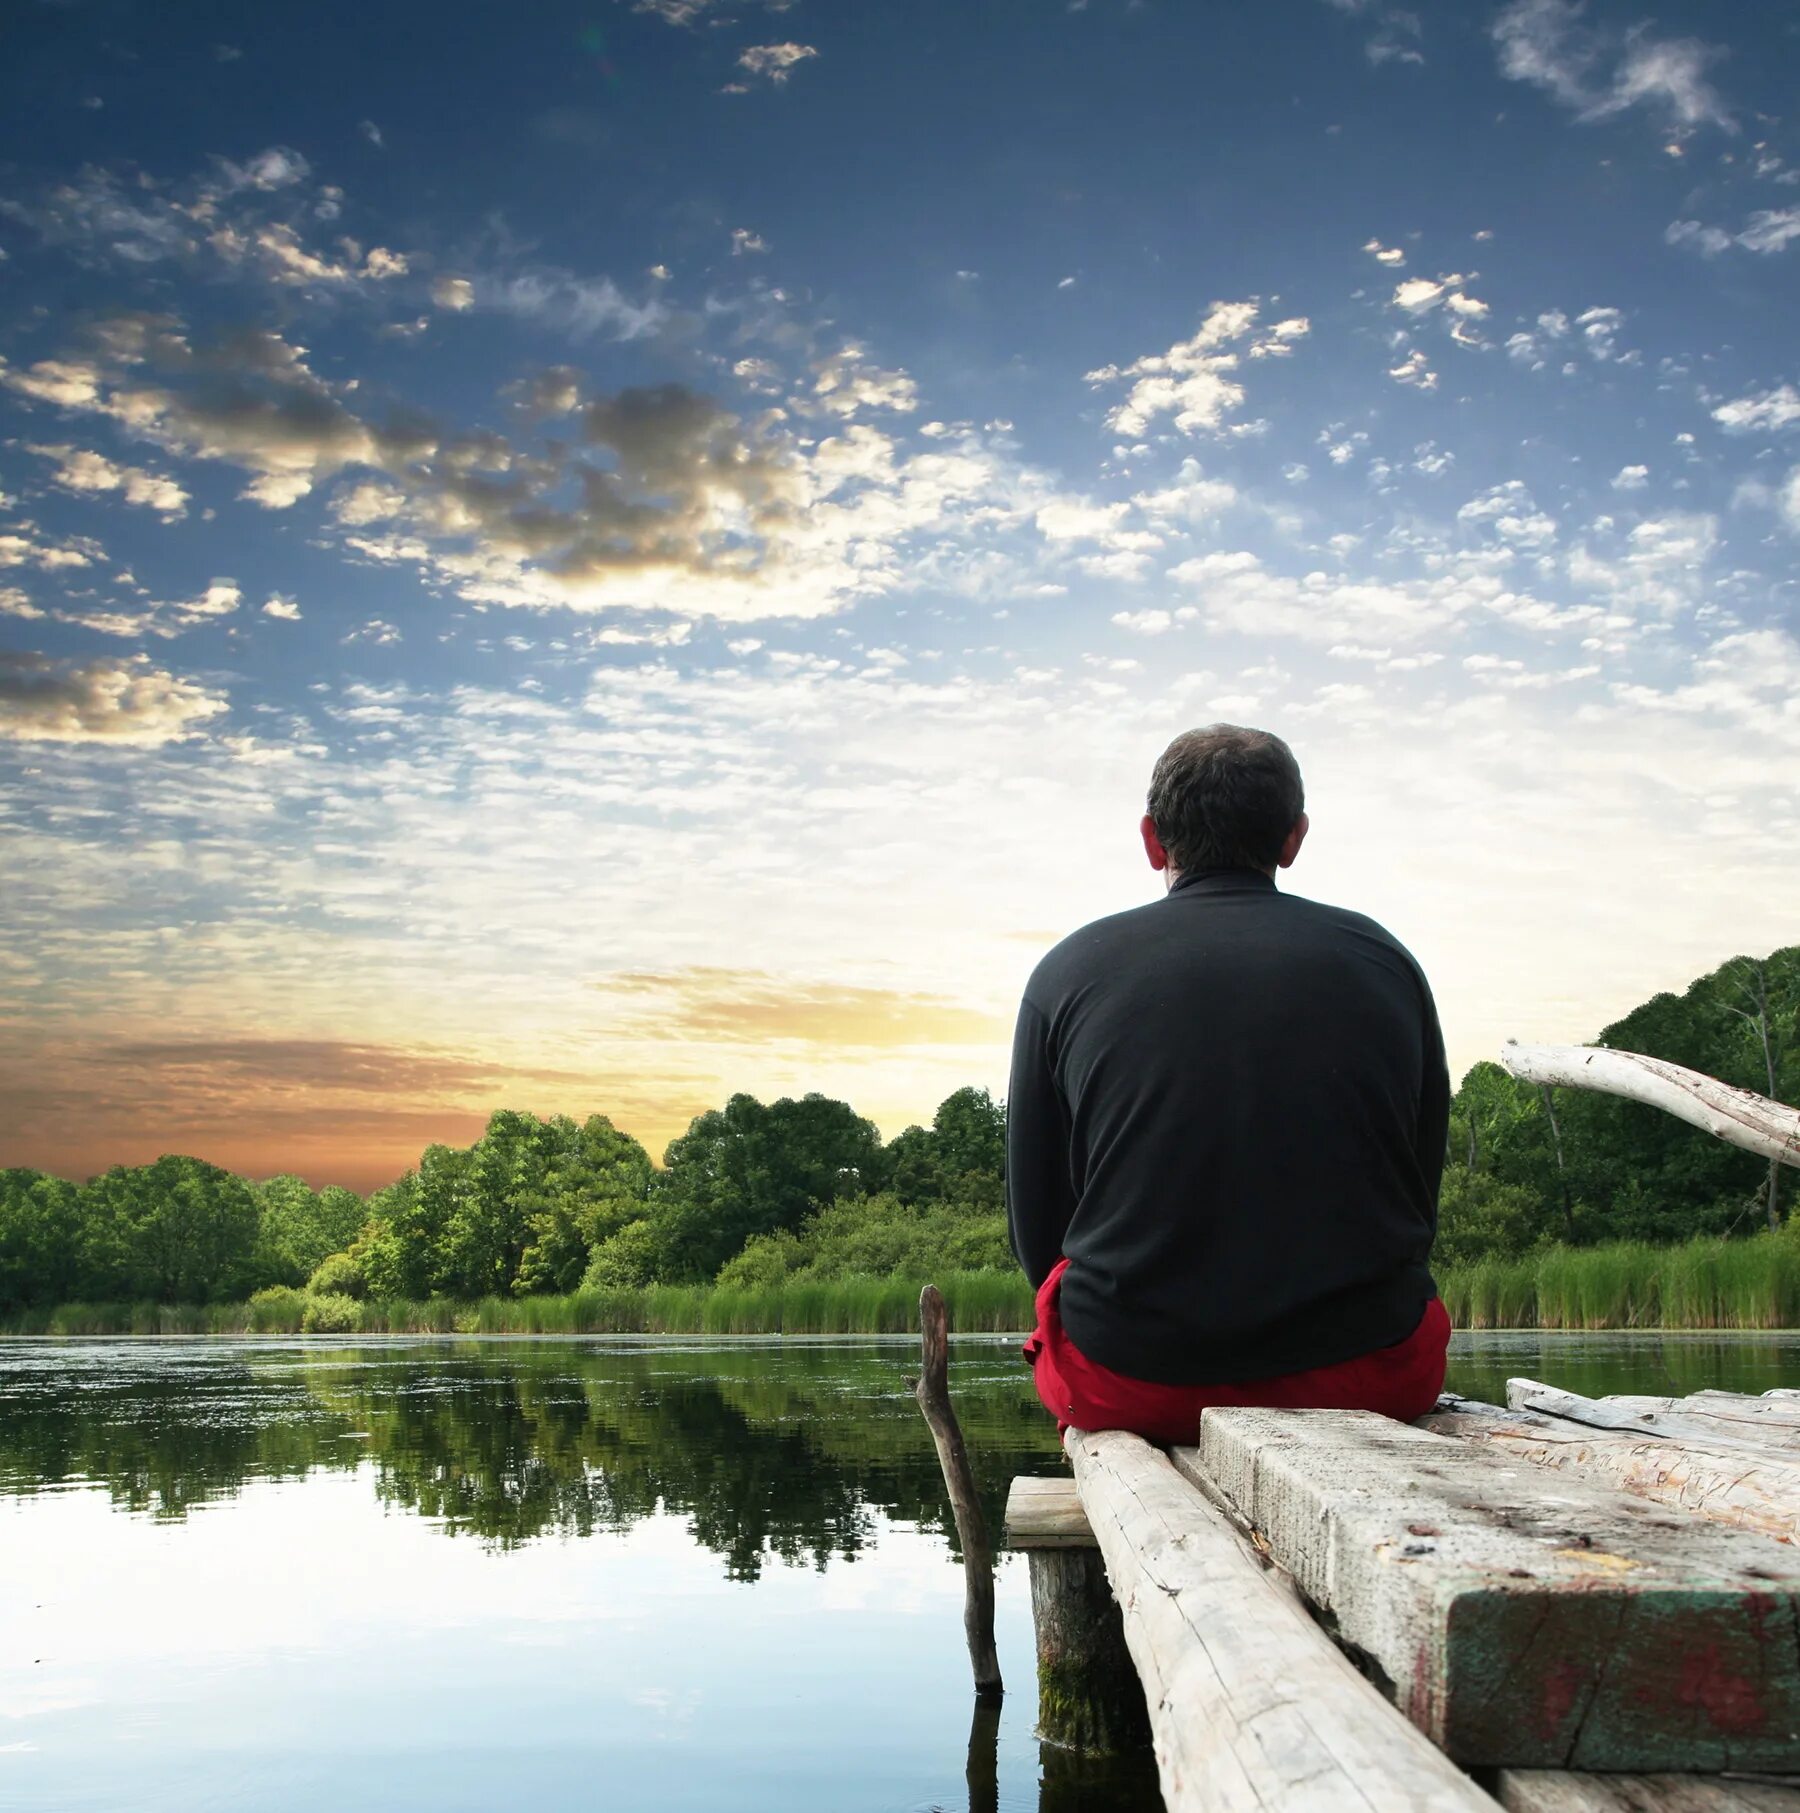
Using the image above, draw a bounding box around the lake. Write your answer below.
[4,1330,1800,1812]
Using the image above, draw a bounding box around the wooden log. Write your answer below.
[910,1283,1002,1701]
[1065,1427,1494,1811]
[1498,1770,1800,1811]
[1508,1381,1800,1459]
[1194,1406,1800,1771]
[1422,1401,1800,1546]
[1499,1042,1800,1170]
[1003,1473,1149,1752]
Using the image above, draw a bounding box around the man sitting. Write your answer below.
[1007,724,1450,1444]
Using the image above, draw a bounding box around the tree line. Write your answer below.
[2,944,1792,1311]
[0,1087,1010,1310]
[1436,946,1798,1268]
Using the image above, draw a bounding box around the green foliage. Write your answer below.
[1436,1233,1800,1330]
[245,1286,307,1333]
[1440,944,1797,1259]
[580,1219,667,1290]
[300,1291,363,1333]
[0,1169,86,1309]
[249,1175,368,1289]
[654,1091,887,1279]
[0,1270,1037,1338]
[307,1250,368,1299]
[80,1156,262,1303]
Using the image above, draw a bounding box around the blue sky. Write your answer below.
[2,0,1797,1188]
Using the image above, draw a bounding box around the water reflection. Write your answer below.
[4,1332,1799,1813]
[0,1338,1063,1578]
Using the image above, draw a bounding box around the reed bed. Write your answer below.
[0,1269,1038,1339]
[1438,1233,1800,1330]
[14,1240,1800,1338]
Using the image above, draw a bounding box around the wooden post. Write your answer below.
[1004,1476,1150,1752]
[910,1282,1003,1701]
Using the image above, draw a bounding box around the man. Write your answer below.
[1007,724,1450,1444]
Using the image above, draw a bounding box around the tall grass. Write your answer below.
[1440,1233,1800,1330]
[0,1269,1038,1339]
[14,1240,1800,1339]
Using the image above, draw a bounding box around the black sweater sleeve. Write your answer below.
[1415,971,1451,1227]
[1006,994,1076,1289]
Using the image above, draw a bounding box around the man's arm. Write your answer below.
[1415,975,1451,1228]
[1006,993,1079,1289]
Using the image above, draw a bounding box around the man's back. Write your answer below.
[1007,867,1448,1386]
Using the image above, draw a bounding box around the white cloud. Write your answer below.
[1086,302,1308,439]
[1665,219,1734,257]
[730,228,768,256]
[0,650,226,744]
[1387,348,1437,389]
[1737,209,1800,255]
[734,43,818,85]
[31,444,188,517]
[262,594,302,621]
[1492,0,1733,134]
[811,349,918,416]
[1667,210,1800,257]
[1111,608,1175,635]
[1611,464,1649,490]
[432,277,475,311]
[1713,385,1800,434]
[1363,239,1406,266]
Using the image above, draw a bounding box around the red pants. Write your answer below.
[1024,1258,1451,1445]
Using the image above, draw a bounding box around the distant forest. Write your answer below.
[1,947,1793,1313]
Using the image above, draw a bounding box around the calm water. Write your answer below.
[4,1330,1800,1812]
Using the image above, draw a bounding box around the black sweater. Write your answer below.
[1006,868,1447,1385]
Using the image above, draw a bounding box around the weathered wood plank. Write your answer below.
[1499,1042,1800,1170]
[1004,1474,1095,1549]
[1422,1401,1800,1545]
[1509,1381,1800,1459]
[1196,1407,1800,1771]
[1065,1427,1492,1812]
[1498,1770,1800,1811]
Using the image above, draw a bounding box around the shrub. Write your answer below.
[245,1286,306,1333]
[300,1291,362,1333]
[307,1250,368,1300]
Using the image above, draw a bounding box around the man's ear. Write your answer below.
[1277,812,1309,870]
[1140,813,1170,871]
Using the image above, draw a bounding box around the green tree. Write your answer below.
[0,1169,86,1309]
[79,1156,260,1303]
[250,1176,369,1289]
[656,1092,886,1279]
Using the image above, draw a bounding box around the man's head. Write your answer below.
[1141,724,1308,884]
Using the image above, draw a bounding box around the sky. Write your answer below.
[1,0,1797,1192]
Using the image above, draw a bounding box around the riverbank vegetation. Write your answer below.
[1,947,1793,1335]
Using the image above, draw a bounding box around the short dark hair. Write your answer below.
[1146,725,1304,874]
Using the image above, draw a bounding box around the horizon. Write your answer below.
[4,1,1798,1194]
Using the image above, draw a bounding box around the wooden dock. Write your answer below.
[1006,1385,1800,1811]
[985,1040,1800,1808]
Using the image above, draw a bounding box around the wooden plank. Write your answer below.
[1498,1770,1800,1811]
[1064,1427,1493,1812]
[1422,1402,1800,1546]
[1194,1407,1800,1771]
[1509,1381,1800,1459]
[1499,1042,1800,1170]
[1004,1474,1096,1549]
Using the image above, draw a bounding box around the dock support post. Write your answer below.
[1004,1473,1151,1754]
[1027,1545,1151,1753]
